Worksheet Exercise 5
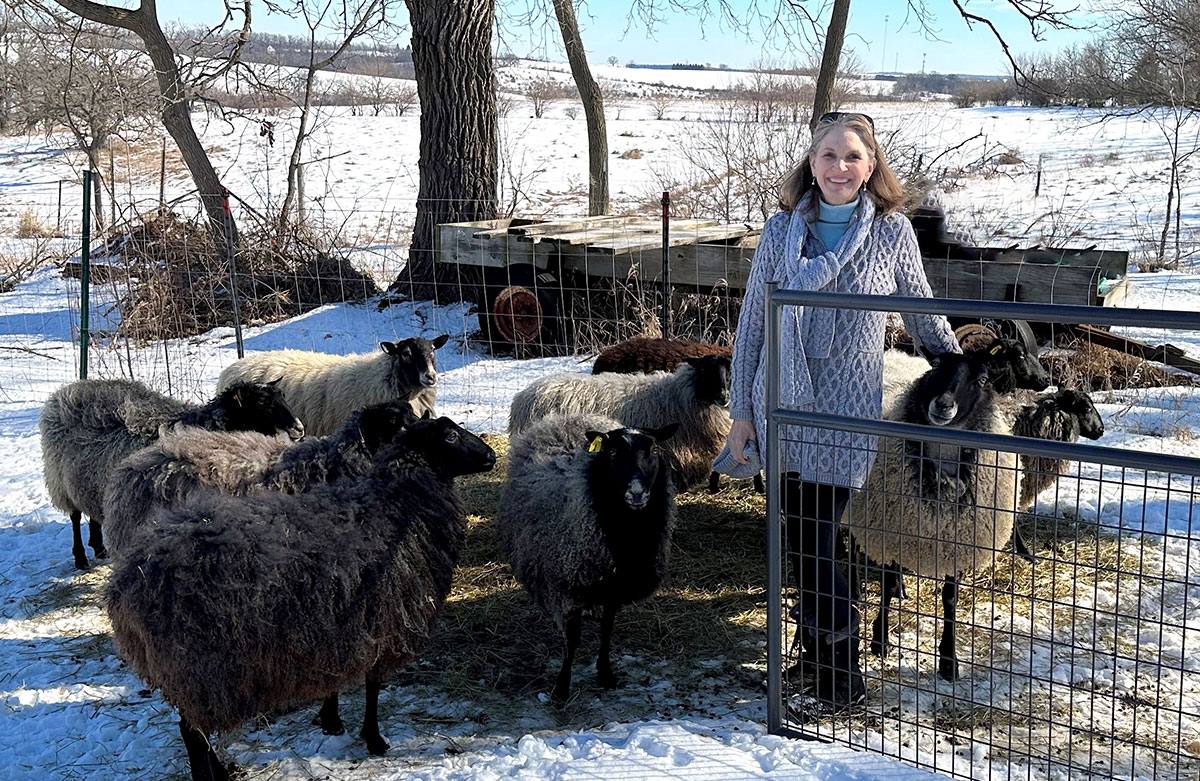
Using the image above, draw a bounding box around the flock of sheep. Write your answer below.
[36,325,1103,780]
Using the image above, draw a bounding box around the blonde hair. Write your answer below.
[780,115,907,214]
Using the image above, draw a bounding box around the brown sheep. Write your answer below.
[592,337,731,375]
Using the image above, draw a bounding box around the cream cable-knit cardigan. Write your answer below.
[729,193,960,489]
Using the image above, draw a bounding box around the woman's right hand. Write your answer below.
[726,420,757,464]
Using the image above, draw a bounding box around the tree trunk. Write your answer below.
[552,0,608,216]
[281,64,316,222]
[399,0,497,303]
[52,0,236,249]
[810,0,851,130]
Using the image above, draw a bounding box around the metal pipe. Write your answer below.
[776,409,1200,478]
[769,290,1200,331]
[660,191,670,338]
[79,170,92,380]
[764,281,782,733]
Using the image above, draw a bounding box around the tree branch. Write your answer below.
[50,0,141,32]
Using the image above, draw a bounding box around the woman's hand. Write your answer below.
[726,420,757,464]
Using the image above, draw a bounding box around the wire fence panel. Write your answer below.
[765,288,1200,780]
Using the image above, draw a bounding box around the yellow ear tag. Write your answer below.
[989,344,1003,356]
[587,436,604,454]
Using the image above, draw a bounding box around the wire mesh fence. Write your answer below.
[765,288,1200,780]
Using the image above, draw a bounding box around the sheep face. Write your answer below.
[380,334,450,392]
[214,381,305,440]
[353,401,420,455]
[685,355,731,407]
[983,337,1051,392]
[383,413,495,478]
[916,353,992,426]
[1057,389,1105,439]
[583,424,678,510]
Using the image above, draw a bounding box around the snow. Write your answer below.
[1,60,1199,780]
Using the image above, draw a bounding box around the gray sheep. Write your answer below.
[40,378,304,569]
[215,334,449,436]
[848,351,1026,682]
[1012,388,1105,510]
[103,401,417,555]
[507,355,729,489]
[105,414,495,781]
[499,413,678,702]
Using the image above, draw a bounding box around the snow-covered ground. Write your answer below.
[1,59,1199,779]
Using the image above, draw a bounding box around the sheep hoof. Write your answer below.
[869,636,890,657]
[550,683,571,704]
[73,553,89,570]
[362,732,389,756]
[597,666,618,689]
[93,545,108,559]
[938,657,959,682]
[312,713,344,736]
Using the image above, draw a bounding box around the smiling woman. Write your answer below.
[722,111,961,709]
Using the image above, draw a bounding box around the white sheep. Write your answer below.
[848,351,1026,682]
[216,334,448,437]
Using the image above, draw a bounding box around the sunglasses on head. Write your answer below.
[818,111,875,131]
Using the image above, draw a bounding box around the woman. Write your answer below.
[725,113,959,707]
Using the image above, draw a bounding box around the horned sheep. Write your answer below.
[39,378,303,569]
[499,413,678,701]
[508,355,730,489]
[1012,388,1105,510]
[105,415,495,781]
[848,351,1029,682]
[215,334,449,437]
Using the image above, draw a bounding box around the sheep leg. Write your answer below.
[178,717,230,781]
[707,470,720,493]
[314,693,344,736]
[70,511,88,570]
[937,576,960,682]
[1010,524,1038,564]
[870,566,904,657]
[360,669,389,756]
[552,609,583,703]
[596,603,619,689]
[87,518,107,559]
[753,472,765,494]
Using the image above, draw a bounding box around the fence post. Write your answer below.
[222,189,245,359]
[56,180,63,234]
[764,281,782,734]
[660,190,670,338]
[79,171,92,380]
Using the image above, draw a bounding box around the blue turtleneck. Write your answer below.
[813,195,859,251]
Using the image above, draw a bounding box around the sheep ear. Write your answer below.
[267,376,283,386]
[380,341,398,355]
[987,339,1005,357]
[928,353,947,369]
[432,334,449,349]
[584,431,606,453]
[647,423,679,442]
[420,409,434,421]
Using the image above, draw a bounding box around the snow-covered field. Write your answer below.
[1,60,1199,780]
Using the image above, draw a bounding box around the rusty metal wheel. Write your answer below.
[492,284,544,344]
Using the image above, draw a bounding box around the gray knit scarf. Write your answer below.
[778,191,876,407]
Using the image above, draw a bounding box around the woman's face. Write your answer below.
[811,127,875,206]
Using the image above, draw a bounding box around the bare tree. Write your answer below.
[648,93,675,120]
[552,0,608,215]
[399,0,498,302]
[525,77,564,118]
[10,0,254,247]
[264,0,393,223]
[16,21,156,228]
[810,0,849,128]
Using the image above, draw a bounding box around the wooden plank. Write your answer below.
[532,224,660,248]
[590,223,757,254]
[508,215,634,237]
[1069,323,1200,376]
[437,219,554,270]
[566,239,756,291]
[923,258,1107,306]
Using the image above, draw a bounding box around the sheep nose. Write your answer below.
[288,421,306,440]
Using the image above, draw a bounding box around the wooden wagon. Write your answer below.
[435,215,1129,352]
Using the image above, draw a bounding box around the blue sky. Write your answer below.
[150,0,1098,76]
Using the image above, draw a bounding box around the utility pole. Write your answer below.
[881,15,888,73]
[922,52,927,74]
